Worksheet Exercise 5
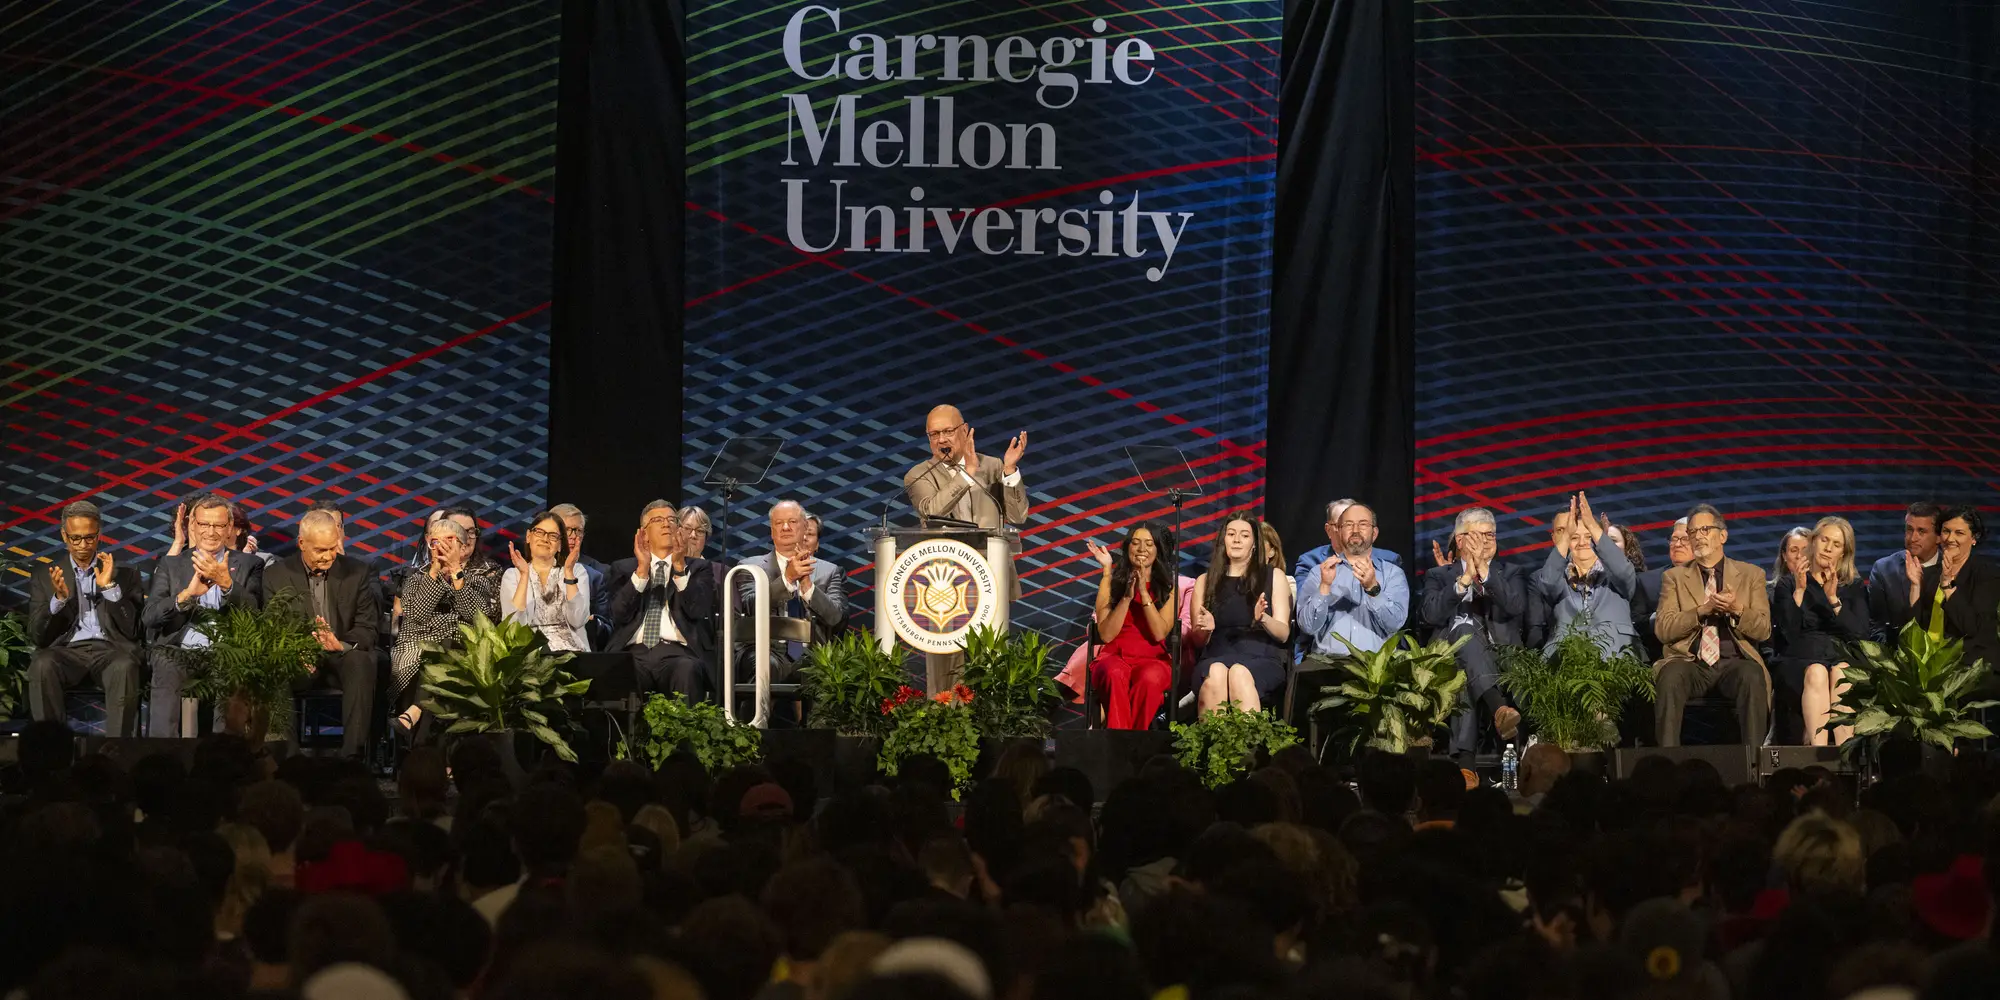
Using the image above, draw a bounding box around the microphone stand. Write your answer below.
[1164,486,1190,721]
[716,476,738,567]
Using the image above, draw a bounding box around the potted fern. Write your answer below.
[170,590,323,745]
[419,613,591,770]
[798,629,911,786]
[1495,620,1655,765]
[1310,632,1469,759]
[636,692,764,772]
[1170,707,1301,789]
[960,625,1061,738]
[1827,622,1998,760]
[0,612,31,720]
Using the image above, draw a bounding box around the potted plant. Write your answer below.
[798,629,907,736]
[1170,706,1301,789]
[877,684,981,797]
[1827,622,1998,759]
[1309,632,1469,758]
[169,591,323,745]
[0,611,35,719]
[636,692,764,772]
[419,613,591,771]
[1495,620,1655,767]
[960,625,1061,738]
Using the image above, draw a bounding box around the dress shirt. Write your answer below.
[630,556,691,646]
[306,572,349,652]
[1295,556,1410,655]
[503,566,592,652]
[50,559,122,644]
[774,553,814,601]
[176,553,230,649]
[1697,562,1744,661]
[1293,544,1402,579]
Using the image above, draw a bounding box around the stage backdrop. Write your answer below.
[1416,1,2000,572]
[0,1,559,603]
[682,0,1279,639]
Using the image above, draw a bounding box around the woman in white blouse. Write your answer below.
[502,509,591,652]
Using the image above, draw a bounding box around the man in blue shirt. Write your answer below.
[1296,501,1410,655]
[28,501,146,734]
[1292,498,1403,580]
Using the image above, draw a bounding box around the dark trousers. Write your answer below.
[297,648,376,757]
[632,641,710,703]
[147,647,190,738]
[1449,630,1508,757]
[30,640,140,736]
[1654,656,1767,748]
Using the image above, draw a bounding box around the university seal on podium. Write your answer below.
[884,538,999,654]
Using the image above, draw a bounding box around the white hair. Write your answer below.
[299,509,341,538]
[1673,516,1689,529]
[768,500,806,520]
[1324,498,1359,522]
[1453,508,1496,535]
[426,518,472,545]
[549,503,586,528]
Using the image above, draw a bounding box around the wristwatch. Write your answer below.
[563,577,579,586]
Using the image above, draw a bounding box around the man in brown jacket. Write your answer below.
[1654,504,1771,747]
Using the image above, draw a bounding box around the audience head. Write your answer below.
[1811,516,1859,584]
[1773,526,1811,582]
[1939,504,1983,567]
[231,503,256,552]
[426,515,473,568]
[1667,516,1692,567]
[298,509,343,572]
[1905,501,1943,561]
[1452,507,1497,565]
[1773,811,1865,895]
[1609,522,1645,572]
[57,500,103,566]
[184,495,236,556]
[1415,758,1467,822]
[1333,503,1378,558]
[1684,504,1728,566]
[680,506,713,558]
[550,502,589,556]
[770,500,808,557]
[638,500,679,557]
[1257,520,1285,567]
[1518,744,1570,799]
[803,513,823,557]
[1356,749,1417,816]
[522,509,570,568]
[1323,498,1359,548]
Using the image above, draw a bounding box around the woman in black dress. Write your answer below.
[1189,515,1292,714]
[1771,516,1868,746]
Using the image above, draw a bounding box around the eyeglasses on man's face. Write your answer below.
[926,424,964,441]
[1687,525,1722,538]
[63,533,97,544]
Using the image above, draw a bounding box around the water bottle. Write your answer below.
[1501,743,1519,792]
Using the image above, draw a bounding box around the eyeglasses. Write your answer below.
[192,520,233,532]
[62,533,96,543]
[684,525,711,536]
[641,516,676,528]
[527,528,561,542]
[1460,530,1497,541]
[926,424,964,441]
[1687,525,1722,538]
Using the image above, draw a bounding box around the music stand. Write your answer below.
[1123,446,1203,725]
[702,436,784,567]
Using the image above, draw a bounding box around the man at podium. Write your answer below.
[905,405,1029,529]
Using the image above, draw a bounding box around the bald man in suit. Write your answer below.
[902,405,1029,690]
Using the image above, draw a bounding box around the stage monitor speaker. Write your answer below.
[1613,745,1756,785]
[1757,745,1853,777]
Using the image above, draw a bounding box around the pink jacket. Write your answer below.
[1054,575,1201,703]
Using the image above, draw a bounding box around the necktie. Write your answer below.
[639,559,667,646]
[1698,568,1721,666]
[785,575,807,661]
[953,462,976,522]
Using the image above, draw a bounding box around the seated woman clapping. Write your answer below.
[502,509,591,653]
[1190,516,1293,714]
[1083,523,1178,730]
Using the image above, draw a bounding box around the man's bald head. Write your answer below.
[925,405,967,462]
[298,509,342,572]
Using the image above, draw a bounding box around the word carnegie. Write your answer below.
[773,4,1192,281]
[785,184,1193,280]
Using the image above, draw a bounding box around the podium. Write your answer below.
[871,525,1018,692]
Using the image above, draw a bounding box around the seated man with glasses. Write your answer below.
[1419,507,1526,762]
[1654,504,1771,748]
[29,501,147,735]
[143,494,266,737]
[608,501,720,701]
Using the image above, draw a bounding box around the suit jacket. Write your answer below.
[1418,564,1525,647]
[144,549,265,644]
[732,552,848,646]
[28,560,145,649]
[607,554,718,662]
[904,454,1027,529]
[264,553,380,652]
[1913,556,2000,669]
[1532,537,1639,656]
[1656,557,1772,670]
[1866,550,1929,640]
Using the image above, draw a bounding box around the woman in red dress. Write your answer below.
[1086,522,1177,729]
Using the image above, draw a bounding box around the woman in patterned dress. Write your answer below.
[392,515,500,735]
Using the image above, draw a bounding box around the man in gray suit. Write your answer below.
[734,501,848,689]
[144,494,265,737]
[904,404,1029,529]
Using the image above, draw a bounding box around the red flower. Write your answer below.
[953,684,975,703]
[881,685,926,715]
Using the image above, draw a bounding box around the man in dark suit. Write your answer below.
[1654,504,1772,748]
[264,509,378,757]
[29,501,146,735]
[733,501,848,685]
[143,495,265,738]
[1419,509,1526,763]
[1867,501,1943,640]
[609,501,719,702]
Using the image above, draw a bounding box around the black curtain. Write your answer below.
[549,0,685,560]
[1266,0,1415,562]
